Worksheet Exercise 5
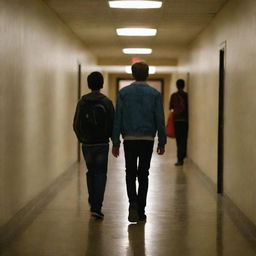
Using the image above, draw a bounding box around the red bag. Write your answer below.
[166,112,175,138]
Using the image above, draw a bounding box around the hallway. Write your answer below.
[1,142,255,256]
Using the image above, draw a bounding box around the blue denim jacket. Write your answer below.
[112,82,167,148]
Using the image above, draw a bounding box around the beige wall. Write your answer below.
[0,0,96,226]
[177,0,256,224]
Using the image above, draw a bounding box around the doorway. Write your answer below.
[218,44,226,194]
[77,64,82,162]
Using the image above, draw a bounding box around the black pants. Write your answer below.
[174,121,188,163]
[123,140,154,215]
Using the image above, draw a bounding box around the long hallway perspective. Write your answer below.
[1,142,255,256]
[2,0,256,255]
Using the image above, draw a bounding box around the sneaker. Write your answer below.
[91,211,104,220]
[128,204,139,222]
[175,161,183,166]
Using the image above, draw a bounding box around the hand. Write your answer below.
[157,146,165,155]
[112,146,120,158]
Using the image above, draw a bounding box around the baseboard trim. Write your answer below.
[188,159,256,242]
[0,162,79,250]
[222,193,256,241]
[187,159,218,196]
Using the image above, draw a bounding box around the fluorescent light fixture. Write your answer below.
[149,66,156,74]
[99,65,176,73]
[116,28,157,36]
[123,48,152,54]
[125,66,132,73]
[125,66,156,74]
[109,1,162,9]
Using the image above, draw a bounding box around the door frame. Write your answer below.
[77,63,82,162]
[217,41,226,194]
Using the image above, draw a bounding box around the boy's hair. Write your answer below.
[131,62,149,81]
[87,72,104,90]
[176,79,185,90]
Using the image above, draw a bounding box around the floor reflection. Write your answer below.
[216,197,223,256]
[173,168,189,254]
[84,218,104,256]
[127,223,146,256]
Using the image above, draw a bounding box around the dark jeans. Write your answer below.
[82,144,109,212]
[123,140,154,216]
[174,121,188,163]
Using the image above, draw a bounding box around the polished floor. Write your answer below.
[1,141,256,256]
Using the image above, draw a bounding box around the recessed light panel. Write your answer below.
[125,66,156,74]
[123,48,152,54]
[109,1,162,9]
[116,28,157,36]
[125,66,132,73]
[149,66,156,74]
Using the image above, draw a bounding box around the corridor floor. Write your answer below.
[1,141,256,256]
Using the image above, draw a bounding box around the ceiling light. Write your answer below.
[109,1,162,9]
[116,28,157,36]
[149,66,156,74]
[125,66,156,74]
[125,66,132,73]
[123,48,152,54]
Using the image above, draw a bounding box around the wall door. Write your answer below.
[77,64,82,162]
[218,44,226,194]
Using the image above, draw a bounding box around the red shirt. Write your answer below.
[169,91,188,121]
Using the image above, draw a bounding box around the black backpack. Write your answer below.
[74,99,107,143]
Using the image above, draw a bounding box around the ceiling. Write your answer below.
[43,0,228,66]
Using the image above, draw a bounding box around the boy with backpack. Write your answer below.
[73,71,114,219]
